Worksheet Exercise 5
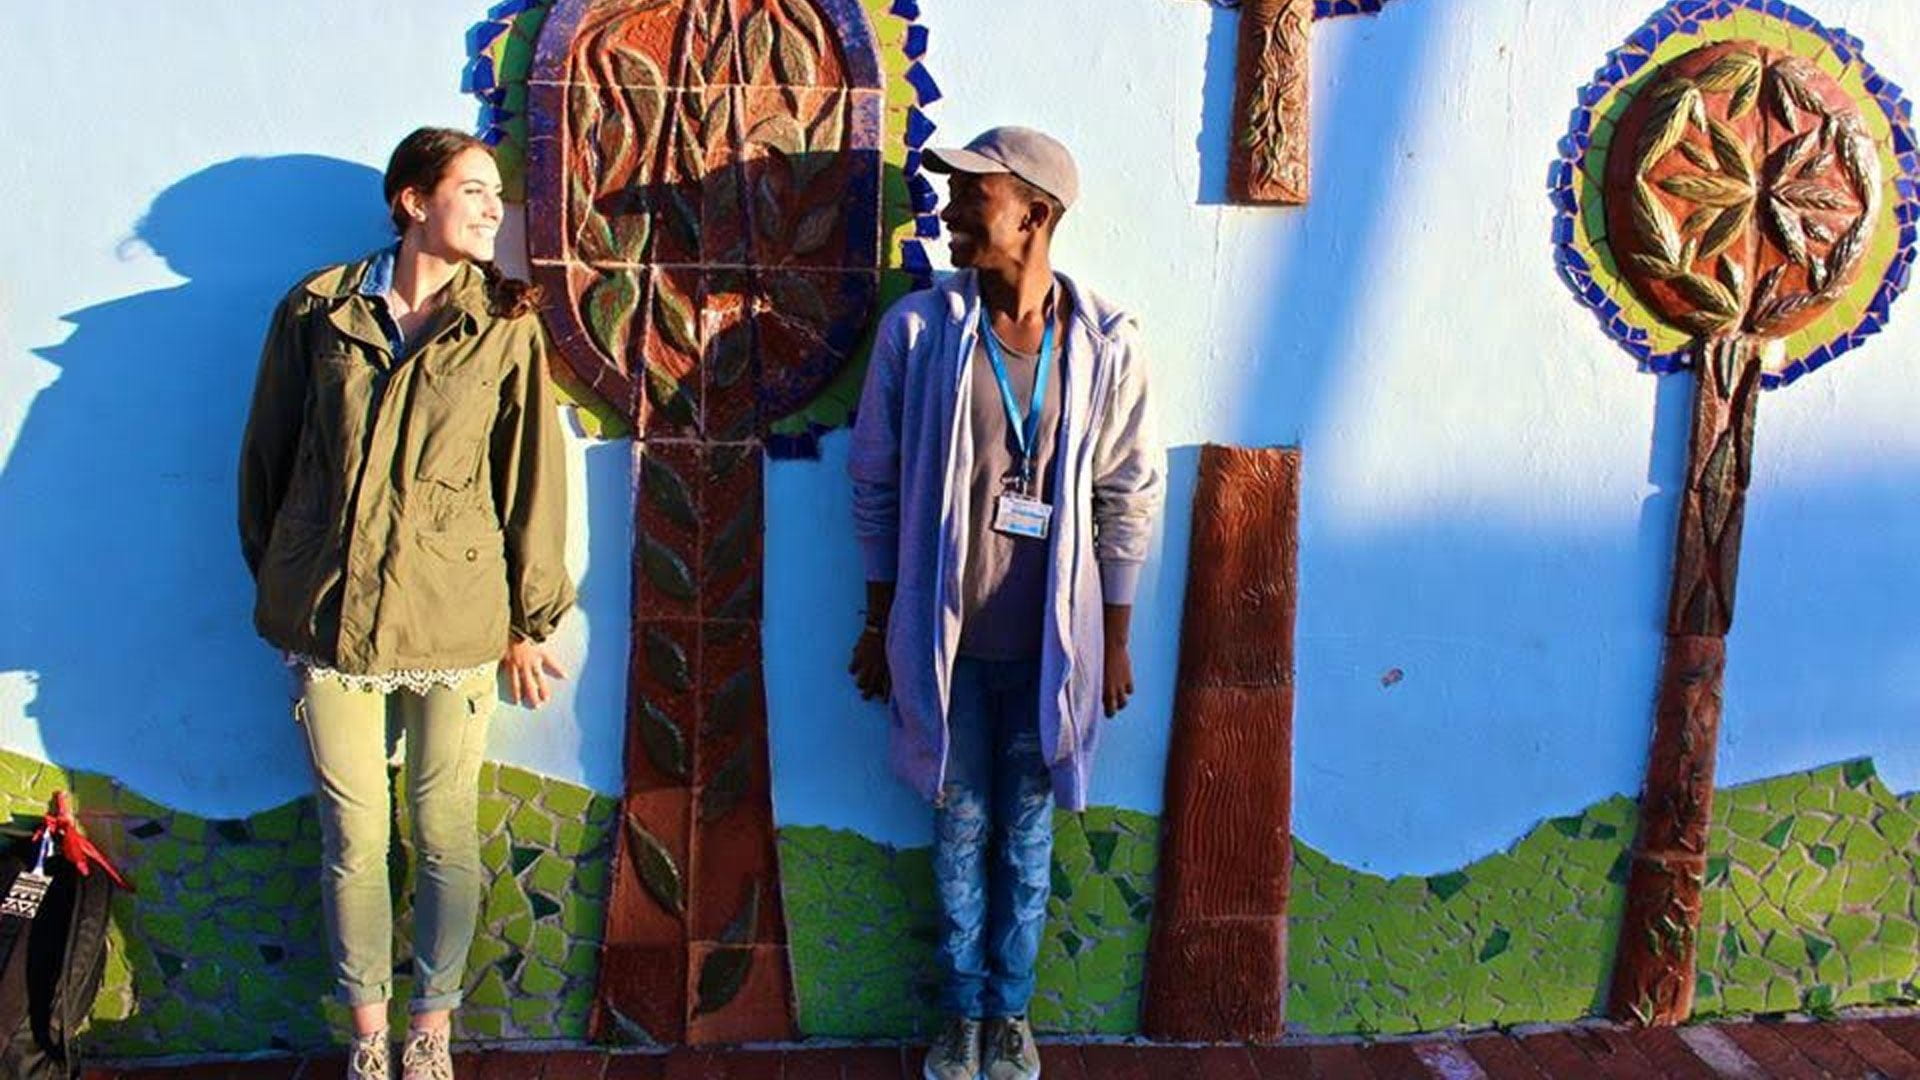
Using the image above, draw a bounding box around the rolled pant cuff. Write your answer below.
[338,982,392,1008]
[412,989,464,1013]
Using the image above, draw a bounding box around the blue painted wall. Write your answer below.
[3,1,1918,883]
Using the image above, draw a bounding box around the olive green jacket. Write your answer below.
[238,252,575,674]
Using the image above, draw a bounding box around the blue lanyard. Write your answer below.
[978,307,1055,493]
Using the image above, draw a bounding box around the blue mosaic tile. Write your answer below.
[900,240,931,277]
[905,108,936,148]
[465,56,497,93]
[889,0,919,18]
[470,20,510,51]
[914,214,941,239]
[905,62,941,105]
[908,172,938,213]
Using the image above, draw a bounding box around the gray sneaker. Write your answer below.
[923,1015,983,1080]
[983,1015,1040,1080]
[345,1030,389,1080]
[399,1026,453,1080]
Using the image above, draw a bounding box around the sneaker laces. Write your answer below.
[347,1031,389,1080]
[996,1018,1028,1060]
[400,1026,453,1080]
[937,1018,975,1064]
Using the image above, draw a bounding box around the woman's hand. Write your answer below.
[502,638,569,708]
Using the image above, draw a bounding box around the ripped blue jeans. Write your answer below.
[934,656,1055,1018]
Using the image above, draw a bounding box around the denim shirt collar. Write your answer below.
[358,244,398,299]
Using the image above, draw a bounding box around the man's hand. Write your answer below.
[847,626,891,701]
[848,580,897,703]
[502,638,568,708]
[1102,603,1134,717]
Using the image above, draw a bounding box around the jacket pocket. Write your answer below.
[255,516,330,645]
[402,525,510,662]
[413,361,497,491]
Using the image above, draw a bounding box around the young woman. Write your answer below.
[238,127,574,1080]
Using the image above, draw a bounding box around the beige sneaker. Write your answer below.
[400,1025,453,1080]
[923,1015,983,1080]
[983,1015,1040,1080]
[346,1030,389,1080]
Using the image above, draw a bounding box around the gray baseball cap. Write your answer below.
[923,126,1079,210]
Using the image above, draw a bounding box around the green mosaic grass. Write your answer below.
[1288,796,1635,1035]
[8,744,1918,1052]
[778,807,1158,1037]
[1695,759,1920,1017]
[0,749,613,1055]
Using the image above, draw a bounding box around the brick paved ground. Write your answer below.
[88,1012,1920,1079]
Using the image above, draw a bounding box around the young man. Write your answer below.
[847,127,1164,1080]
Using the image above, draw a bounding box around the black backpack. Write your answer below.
[0,817,121,1080]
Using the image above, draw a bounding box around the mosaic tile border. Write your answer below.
[1551,0,1920,389]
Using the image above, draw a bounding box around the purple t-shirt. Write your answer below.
[957,314,1065,660]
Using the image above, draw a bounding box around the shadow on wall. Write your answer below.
[0,156,390,814]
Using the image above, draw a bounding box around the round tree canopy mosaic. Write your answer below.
[1553,0,1918,387]
[524,0,887,438]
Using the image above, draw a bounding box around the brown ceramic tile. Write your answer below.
[1876,1018,1920,1064]
[638,267,705,439]
[294,1054,350,1080]
[1227,0,1312,204]
[596,941,688,1046]
[1303,1043,1378,1078]
[79,1070,120,1080]
[452,1050,486,1080]
[777,1048,849,1080]
[683,943,797,1045]
[1142,917,1286,1041]
[1564,1025,1666,1079]
[1034,1044,1090,1080]
[634,441,705,625]
[1770,1019,1879,1076]
[1355,1041,1434,1080]
[1611,1026,1719,1080]
[1514,1031,1599,1077]
[1246,1044,1316,1079]
[833,1045,908,1078]
[600,1053,668,1080]
[536,1051,610,1080]
[1410,1041,1493,1079]
[664,1047,783,1080]
[749,269,874,419]
[1716,1022,1829,1079]
[1459,1034,1548,1079]
[1831,1019,1920,1079]
[1078,1043,1153,1080]
[629,619,702,740]
[471,1052,547,1080]
[689,801,783,945]
[214,1063,305,1080]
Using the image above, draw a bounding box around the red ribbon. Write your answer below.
[32,791,133,893]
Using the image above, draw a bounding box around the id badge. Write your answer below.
[993,493,1052,540]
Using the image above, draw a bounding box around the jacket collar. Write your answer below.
[307,247,488,353]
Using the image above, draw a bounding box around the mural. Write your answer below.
[6,0,1920,1062]
[1550,0,1917,1025]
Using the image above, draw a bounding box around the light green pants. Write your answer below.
[295,668,493,1012]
